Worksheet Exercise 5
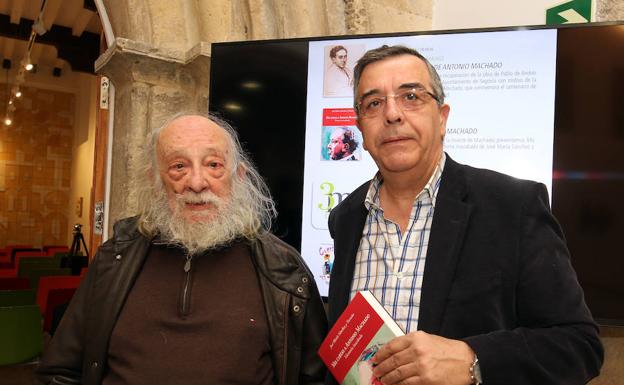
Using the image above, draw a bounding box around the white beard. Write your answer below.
[147,179,256,255]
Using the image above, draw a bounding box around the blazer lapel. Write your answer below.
[418,157,472,334]
[328,182,369,326]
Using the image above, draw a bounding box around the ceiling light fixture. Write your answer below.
[3,0,49,125]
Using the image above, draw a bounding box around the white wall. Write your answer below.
[433,0,594,30]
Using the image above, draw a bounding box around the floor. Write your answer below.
[0,362,39,385]
[1,334,50,385]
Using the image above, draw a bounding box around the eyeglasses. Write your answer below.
[356,88,441,118]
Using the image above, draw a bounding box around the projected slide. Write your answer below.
[302,30,557,296]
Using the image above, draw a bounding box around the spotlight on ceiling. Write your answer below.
[4,117,12,126]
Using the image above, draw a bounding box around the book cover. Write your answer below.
[318,291,404,385]
[320,108,362,161]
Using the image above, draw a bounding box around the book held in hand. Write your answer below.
[318,291,404,385]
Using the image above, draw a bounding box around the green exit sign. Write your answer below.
[546,0,593,24]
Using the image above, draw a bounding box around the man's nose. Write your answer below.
[384,97,403,124]
[187,167,209,192]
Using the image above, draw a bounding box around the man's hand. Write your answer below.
[371,331,475,385]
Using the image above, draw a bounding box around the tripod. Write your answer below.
[67,224,89,274]
[69,224,89,259]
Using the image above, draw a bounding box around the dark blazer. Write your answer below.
[327,155,603,385]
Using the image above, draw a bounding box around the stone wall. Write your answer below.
[0,86,74,247]
[596,0,624,20]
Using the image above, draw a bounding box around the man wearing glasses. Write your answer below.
[326,45,603,385]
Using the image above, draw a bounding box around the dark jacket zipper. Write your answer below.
[179,255,193,317]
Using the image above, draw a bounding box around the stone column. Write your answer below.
[94,38,211,223]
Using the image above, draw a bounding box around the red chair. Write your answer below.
[36,275,82,316]
[43,246,69,256]
[0,277,30,290]
[0,245,33,263]
[13,251,50,269]
[0,252,51,277]
[9,247,39,263]
[15,251,48,259]
[0,267,18,278]
[43,288,77,332]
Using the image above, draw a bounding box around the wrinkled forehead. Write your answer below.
[156,116,234,160]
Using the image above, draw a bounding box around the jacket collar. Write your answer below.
[417,155,472,333]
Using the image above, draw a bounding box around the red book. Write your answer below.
[318,291,405,385]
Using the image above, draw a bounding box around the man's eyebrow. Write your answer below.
[398,82,427,91]
[358,82,428,101]
[359,89,381,101]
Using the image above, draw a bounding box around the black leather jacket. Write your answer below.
[36,217,327,385]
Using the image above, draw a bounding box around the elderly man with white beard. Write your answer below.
[36,112,328,385]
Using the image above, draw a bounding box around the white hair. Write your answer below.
[132,111,277,254]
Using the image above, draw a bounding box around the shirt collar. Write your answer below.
[364,152,446,211]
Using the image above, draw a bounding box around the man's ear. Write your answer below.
[236,164,246,179]
[439,103,450,141]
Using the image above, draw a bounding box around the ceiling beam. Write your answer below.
[72,8,93,37]
[0,13,99,73]
[10,0,24,25]
[43,0,62,32]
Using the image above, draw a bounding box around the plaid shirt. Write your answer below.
[350,153,446,333]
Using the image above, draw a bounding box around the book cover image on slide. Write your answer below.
[318,291,404,385]
[321,108,362,161]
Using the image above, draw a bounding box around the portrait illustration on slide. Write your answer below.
[323,44,365,97]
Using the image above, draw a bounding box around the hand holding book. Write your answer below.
[319,290,477,385]
[369,330,476,385]
[318,291,404,384]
